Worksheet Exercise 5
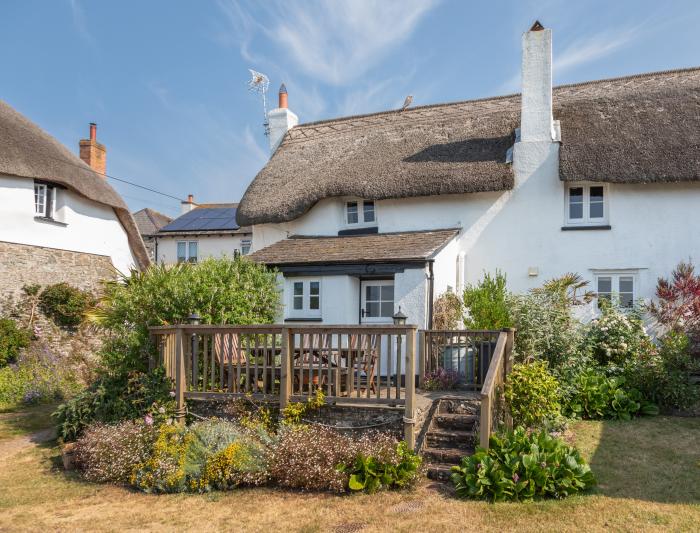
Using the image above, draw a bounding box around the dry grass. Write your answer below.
[0,417,699,532]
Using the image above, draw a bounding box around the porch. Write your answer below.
[148,324,514,452]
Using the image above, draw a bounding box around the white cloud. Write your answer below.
[219,0,439,86]
[68,0,94,45]
[554,26,641,73]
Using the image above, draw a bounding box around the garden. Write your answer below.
[1,257,699,528]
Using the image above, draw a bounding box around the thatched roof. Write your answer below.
[248,228,459,265]
[0,99,150,269]
[238,67,700,226]
[133,208,172,236]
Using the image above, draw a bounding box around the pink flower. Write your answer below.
[144,414,154,426]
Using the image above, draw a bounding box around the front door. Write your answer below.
[360,280,394,323]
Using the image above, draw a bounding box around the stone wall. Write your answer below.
[0,241,118,302]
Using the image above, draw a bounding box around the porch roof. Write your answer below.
[248,228,459,266]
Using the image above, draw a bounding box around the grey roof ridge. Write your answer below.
[287,227,461,239]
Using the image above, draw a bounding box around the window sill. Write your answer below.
[338,226,379,236]
[284,317,323,323]
[561,224,611,231]
[34,216,67,227]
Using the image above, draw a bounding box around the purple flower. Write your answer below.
[476,462,482,470]
[144,414,154,426]
[512,473,520,483]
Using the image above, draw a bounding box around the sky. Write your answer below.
[2,0,700,218]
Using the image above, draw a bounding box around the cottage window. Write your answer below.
[565,184,608,226]
[595,272,636,308]
[361,280,394,322]
[34,182,55,218]
[241,239,251,255]
[289,279,322,317]
[177,241,198,263]
[345,200,376,226]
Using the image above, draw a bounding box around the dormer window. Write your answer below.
[345,200,375,226]
[34,182,55,219]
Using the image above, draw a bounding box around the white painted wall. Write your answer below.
[0,174,138,273]
[156,233,252,264]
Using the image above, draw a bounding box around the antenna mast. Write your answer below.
[248,69,270,137]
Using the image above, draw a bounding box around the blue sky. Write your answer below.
[2,0,700,217]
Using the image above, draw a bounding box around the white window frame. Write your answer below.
[345,199,377,227]
[360,280,395,323]
[241,239,252,256]
[177,241,198,263]
[593,270,637,309]
[34,182,56,218]
[564,183,609,226]
[287,278,322,318]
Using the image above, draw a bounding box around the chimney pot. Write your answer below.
[278,83,288,109]
[530,20,545,31]
[188,194,194,203]
[181,194,195,214]
[89,122,97,141]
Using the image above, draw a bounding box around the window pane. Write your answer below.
[590,186,604,201]
[309,281,320,295]
[363,201,375,223]
[293,282,303,296]
[380,302,393,317]
[293,296,303,310]
[241,240,251,255]
[380,285,394,301]
[309,296,320,310]
[188,242,198,261]
[569,187,583,202]
[346,202,358,224]
[177,242,186,262]
[34,184,45,215]
[597,277,612,294]
[620,292,634,308]
[589,201,604,219]
[619,277,633,294]
[569,203,583,219]
[366,302,380,317]
[365,286,380,301]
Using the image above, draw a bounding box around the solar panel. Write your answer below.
[160,207,240,232]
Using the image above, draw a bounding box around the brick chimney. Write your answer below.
[268,83,298,154]
[520,21,556,142]
[79,122,107,175]
[181,193,195,214]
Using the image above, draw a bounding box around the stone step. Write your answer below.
[426,429,475,450]
[437,398,481,416]
[426,463,454,482]
[421,446,468,465]
[433,413,477,430]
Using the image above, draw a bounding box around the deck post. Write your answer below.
[417,330,425,389]
[174,327,186,425]
[280,327,292,410]
[503,327,516,432]
[480,394,491,449]
[403,327,417,450]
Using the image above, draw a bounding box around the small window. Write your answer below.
[289,279,321,317]
[241,239,251,255]
[177,241,198,263]
[34,182,55,218]
[595,272,636,308]
[565,184,608,225]
[345,200,377,226]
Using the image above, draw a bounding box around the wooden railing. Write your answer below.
[479,328,515,449]
[149,324,418,448]
[420,329,502,388]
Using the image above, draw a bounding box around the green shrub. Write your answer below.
[623,333,699,410]
[75,420,158,483]
[504,361,561,428]
[433,291,464,330]
[563,369,658,420]
[0,318,31,367]
[53,369,174,442]
[463,271,512,330]
[450,427,596,502]
[0,353,80,408]
[585,301,650,367]
[343,440,421,493]
[131,424,192,493]
[39,283,95,329]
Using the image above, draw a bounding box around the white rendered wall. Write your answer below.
[156,234,252,265]
[0,174,138,274]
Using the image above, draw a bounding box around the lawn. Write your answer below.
[0,416,698,532]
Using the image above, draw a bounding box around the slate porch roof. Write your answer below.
[248,228,460,266]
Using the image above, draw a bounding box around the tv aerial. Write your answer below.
[248,69,270,137]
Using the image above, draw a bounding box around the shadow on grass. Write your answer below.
[0,403,57,441]
[586,416,700,504]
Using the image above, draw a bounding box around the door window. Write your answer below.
[361,281,394,322]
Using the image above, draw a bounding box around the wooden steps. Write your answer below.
[420,397,480,482]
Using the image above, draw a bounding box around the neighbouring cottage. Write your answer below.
[153,196,252,264]
[132,207,172,261]
[237,22,700,330]
[0,107,149,300]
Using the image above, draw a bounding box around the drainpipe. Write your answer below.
[427,260,435,329]
[154,236,158,264]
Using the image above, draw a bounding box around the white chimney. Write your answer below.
[520,21,555,142]
[268,83,298,154]
[181,193,195,214]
